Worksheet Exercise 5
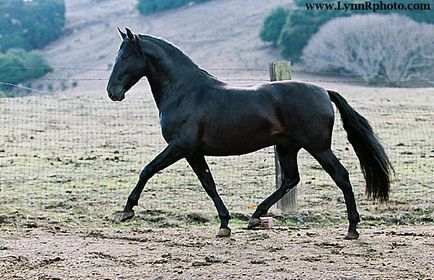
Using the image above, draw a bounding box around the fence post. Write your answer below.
[269,61,297,213]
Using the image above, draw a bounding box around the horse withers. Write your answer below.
[107,28,393,239]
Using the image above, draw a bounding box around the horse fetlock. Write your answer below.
[348,215,360,226]
[220,221,230,230]
[353,215,361,223]
[126,196,139,207]
[221,213,231,222]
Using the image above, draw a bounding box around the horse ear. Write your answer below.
[126,28,134,41]
[117,27,126,40]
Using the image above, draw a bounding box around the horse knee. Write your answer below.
[139,165,152,180]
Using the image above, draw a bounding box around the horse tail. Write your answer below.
[327,90,393,202]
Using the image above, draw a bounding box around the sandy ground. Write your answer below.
[1,226,433,279]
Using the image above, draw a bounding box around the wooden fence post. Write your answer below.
[269,61,297,213]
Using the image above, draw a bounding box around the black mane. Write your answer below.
[137,34,219,82]
[138,35,198,68]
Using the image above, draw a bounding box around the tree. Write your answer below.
[259,7,289,46]
[300,14,434,86]
[0,49,52,90]
[137,0,210,15]
[0,0,65,52]
[0,0,63,93]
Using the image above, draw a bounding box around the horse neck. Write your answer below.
[146,61,202,106]
[140,38,218,109]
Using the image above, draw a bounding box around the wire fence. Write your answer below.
[5,64,432,84]
[0,67,433,228]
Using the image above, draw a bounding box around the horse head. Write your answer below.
[107,28,147,101]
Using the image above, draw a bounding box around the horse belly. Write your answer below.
[200,119,282,156]
[201,141,274,156]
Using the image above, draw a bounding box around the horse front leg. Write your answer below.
[121,144,184,221]
[187,155,231,237]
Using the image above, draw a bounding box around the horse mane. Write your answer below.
[137,34,217,79]
[138,35,196,67]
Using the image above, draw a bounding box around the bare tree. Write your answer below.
[301,14,434,86]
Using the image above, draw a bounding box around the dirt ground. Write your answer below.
[1,225,433,279]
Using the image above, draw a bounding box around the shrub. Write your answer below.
[261,0,434,61]
[278,8,342,61]
[300,14,434,86]
[259,7,289,46]
[0,48,52,88]
[0,0,63,95]
[137,0,211,15]
[0,90,12,98]
[0,0,65,52]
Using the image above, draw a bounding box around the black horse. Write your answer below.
[107,28,393,239]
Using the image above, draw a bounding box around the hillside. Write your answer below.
[40,0,293,94]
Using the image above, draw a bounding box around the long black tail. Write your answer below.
[327,90,393,202]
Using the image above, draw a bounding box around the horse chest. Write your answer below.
[159,113,189,142]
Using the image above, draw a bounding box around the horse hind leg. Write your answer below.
[311,148,360,239]
[248,145,300,229]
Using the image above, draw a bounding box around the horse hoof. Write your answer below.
[344,231,359,240]
[247,218,261,229]
[216,228,231,238]
[120,210,135,222]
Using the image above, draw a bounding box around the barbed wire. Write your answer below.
[1,77,270,82]
[0,65,432,81]
[4,77,431,83]
[1,64,433,97]
[0,65,110,71]
[0,81,50,94]
[0,65,269,72]
[0,65,364,76]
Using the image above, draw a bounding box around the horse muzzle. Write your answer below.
[107,85,125,101]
